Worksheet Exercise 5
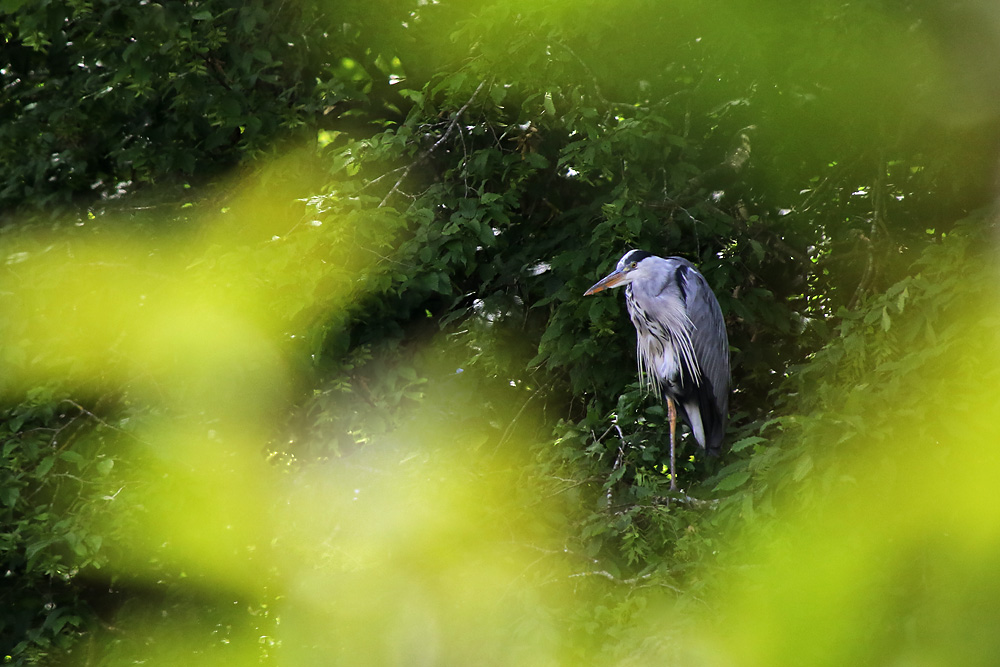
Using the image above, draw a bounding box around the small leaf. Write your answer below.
[60,450,85,465]
[792,454,814,482]
[730,435,765,453]
[36,455,55,476]
[26,537,54,561]
[715,469,751,492]
[0,486,19,507]
[490,84,506,105]
[543,91,556,116]
[896,286,909,313]
[588,299,605,322]
[399,88,425,106]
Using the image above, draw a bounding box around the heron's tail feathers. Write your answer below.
[676,381,726,456]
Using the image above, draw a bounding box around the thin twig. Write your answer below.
[61,399,150,446]
[568,570,685,594]
[549,41,611,110]
[670,494,720,510]
[607,421,628,504]
[378,81,486,209]
[495,378,554,453]
[537,477,596,502]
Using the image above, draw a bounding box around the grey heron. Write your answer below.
[584,249,730,491]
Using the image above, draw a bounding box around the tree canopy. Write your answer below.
[2,0,1000,663]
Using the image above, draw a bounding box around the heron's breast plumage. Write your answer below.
[625,280,701,398]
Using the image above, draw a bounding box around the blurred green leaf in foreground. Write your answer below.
[1,147,999,664]
[5,0,1000,662]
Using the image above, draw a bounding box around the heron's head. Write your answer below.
[583,250,655,295]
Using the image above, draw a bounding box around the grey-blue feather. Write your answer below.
[614,251,730,454]
[670,257,729,453]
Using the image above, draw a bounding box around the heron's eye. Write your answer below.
[628,261,637,270]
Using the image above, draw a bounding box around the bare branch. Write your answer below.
[379,81,487,209]
[568,570,685,594]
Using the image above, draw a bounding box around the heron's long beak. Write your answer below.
[583,269,628,295]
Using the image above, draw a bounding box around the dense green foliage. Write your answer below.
[3,0,1000,663]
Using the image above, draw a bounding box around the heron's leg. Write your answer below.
[667,396,677,491]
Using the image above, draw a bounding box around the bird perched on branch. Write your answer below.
[584,249,730,490]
